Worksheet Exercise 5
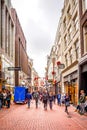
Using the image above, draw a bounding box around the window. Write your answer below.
[83,25,87,53]
[67,5,71,21]
[86,0,87,9]
[82,0,87,12]
[65,54,68,67]
[69,48,73,64]
[72,0,75,5]
[63,17,66,30]
[73,13,78,31]
[68,25,72,41]
[64,35,67,48]
[74,40,79,59]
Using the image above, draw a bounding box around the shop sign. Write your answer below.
[8,67,21,71]
[58,64,65,69]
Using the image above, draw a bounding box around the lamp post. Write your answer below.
[52,46,57,94]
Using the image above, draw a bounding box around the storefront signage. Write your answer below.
[8,67,21,71]
[58,64,65,69]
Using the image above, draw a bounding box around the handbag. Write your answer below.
[65,101,70,107]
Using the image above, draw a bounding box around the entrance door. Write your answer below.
[82,72,87,96]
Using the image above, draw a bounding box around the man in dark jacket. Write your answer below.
[49,92,54,110]
[0,90,3,109]
[42,91,48,110]
[6,90,11,108]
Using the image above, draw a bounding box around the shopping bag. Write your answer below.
[65,101,70,107]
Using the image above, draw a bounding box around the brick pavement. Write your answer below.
[0,100,87,130]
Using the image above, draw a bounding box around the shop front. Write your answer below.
[64,71,78,105]
[79,57,87,96]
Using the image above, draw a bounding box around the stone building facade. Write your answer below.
[79,0,87,96]
[61,0,81,104]
[11,8,29,86]
[47,0,82,105]
[0,0,15,90]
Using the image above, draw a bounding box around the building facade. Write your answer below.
[61,0,81,105]
[11,8,29,86]
[0,0,15,90]
[47,0,83,105]
[79,0,87,96]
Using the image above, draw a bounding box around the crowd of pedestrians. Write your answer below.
[26,90,68,112]
[0,89,11,110]
[0,88,87,116]
[26,89,87,116]
[26,90,55,110]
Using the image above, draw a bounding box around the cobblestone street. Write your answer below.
[0,101,87,130]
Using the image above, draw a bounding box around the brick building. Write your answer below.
[0,0,15,90]
[11,8,29,86]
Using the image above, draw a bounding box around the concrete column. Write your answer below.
[8,17,10,56]
[10,21,15,61]
[6,12,9,54]
[0,0,1,47]
[1,1,5,50]
[10,19,12,58]
[72,44,76,62]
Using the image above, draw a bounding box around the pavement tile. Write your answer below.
[0,101,87,130]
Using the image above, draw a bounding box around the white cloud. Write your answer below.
[11,0,64,77]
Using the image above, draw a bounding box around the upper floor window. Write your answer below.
[74,40,79,59]
[64,35,67,49]
[65,54,68,67]
[68,25,72,41]
[83,25,87,53]
[69,48,73,64]
[86,0,87,9]
[73,13,78,31]
[63,17,66,30]
[82,0,87,13]
[67,5,71,21]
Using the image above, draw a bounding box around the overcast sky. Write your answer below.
[11,0,64,77]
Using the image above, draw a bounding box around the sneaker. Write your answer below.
[74,109,77,112]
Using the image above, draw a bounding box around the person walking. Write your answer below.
[57,92,61,106]
[0,90,3,110]
[26,91,32,108]
[2,89,7,107]
[79,90,86,114]
[42,90,48,110]
[49,92,54,110]
[34,90,39,108]
[65,93,70,114]
[6,90,11,108]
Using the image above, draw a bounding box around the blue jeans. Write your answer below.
[49,101,52,109]
[57,98,61,105]
[27,99,30,108]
